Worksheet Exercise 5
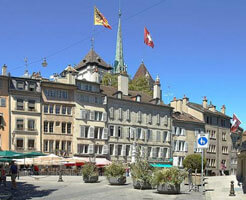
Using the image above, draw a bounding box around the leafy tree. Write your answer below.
[183,154,206,173]
[101,73,118,87]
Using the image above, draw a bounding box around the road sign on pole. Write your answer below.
[197,133,209,149]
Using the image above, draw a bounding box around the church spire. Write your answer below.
[114,9,126,74]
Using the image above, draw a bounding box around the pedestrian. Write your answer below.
[220,161,226,176]
[10,161,18,189]
[0,165,6,187]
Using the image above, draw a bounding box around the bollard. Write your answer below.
[58,170,64,182]
[229,181,236,196]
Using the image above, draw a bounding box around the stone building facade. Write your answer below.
[101,74,173,163]
[9,76,42,152]
[171,96,232,175]
[172,111,205,167]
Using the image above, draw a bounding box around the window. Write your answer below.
[137,128,141,139]
[62,141,66,151]
[67,123,71,134]
[17,81,24,90]
[95,111,103,121]
[77,144,89,154]
[0,98,6,107]
[126,145,130,156]
[62,123,66,133]
[95,127,103,139]
[109,126,114,137]
[67,107,71,115]
[222,132,226,141]
[62,106,66,115]
[0,79,2,89]
[17,99,24,110]
[95,145,103,154]
[44,121,48,132]
[222,146,228,154]
[44,105,48,113]
[67,141,71,153]
[49,105,54,114]
[55,105,60,114]
[16,138,24,149]
[118,126,122,138]
[136,95,141,102]
[55,141,60,150]
[28,139,35,149]
[221,119,226,127]
[126,109,130,121]
[16,119,24,130]
[28,119,35,131]
[28,100,35,111]
[118,145,122,156]
[0,116,3,126]
[147,130,152,141]
[28,82,36,91]
[208,144,216,153]
[49,122,54,133]
[109,144,114,155]
[44,140,48,152]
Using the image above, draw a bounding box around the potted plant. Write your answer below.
[105,162,126,185]
[152,167,187,194]
[183,154,206,185]
[130,160,153,190]
[82,162,99,183]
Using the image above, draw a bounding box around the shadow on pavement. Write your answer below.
[0,181,57,200]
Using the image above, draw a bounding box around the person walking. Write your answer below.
[0,165,6,187]
[10,161,18,189]
[220,161,226,176]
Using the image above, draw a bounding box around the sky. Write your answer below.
[0,0,246,129]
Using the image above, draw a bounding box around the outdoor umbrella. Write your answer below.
[22,152,46,158]
[0,158,13,162]
[0,151,23,158]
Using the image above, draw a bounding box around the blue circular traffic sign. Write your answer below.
[198,137,208,146]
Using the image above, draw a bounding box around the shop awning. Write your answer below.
[150,163,173,168]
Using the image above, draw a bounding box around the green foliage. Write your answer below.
[183,154,206,173]
[130,160,153,184]
[81,162,98,177]
[101,73,118,87]
[129,77,153,96]
[151,167,187,186]
[101,73,153,96]
[104,162,125,179]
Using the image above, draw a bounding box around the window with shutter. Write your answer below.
[102,145,109,154]
[167,131,171,142]
[163,115,168,126]
[176,127,180,135]
[118,108,122,120]
[90,111,95,121]
[79,126,85,138]
[102,128,108,140]
[114,144,118,156]
[130,128,134,139]
[102,112,107,122]
[156,114,160,125]
[113,125,117,137]
[173,157,179,166]
[140,129,145,140]
[88,144,94,154]
[184,142,188,152]
[109,107,114,119]
[166,148,170,159]
[162,131,167,143]
[125,127,130,139]
[172,126,175,135]
[156,131,161,142]
[148,114,152,124]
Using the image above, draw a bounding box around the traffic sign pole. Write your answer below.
[201,148,204,194]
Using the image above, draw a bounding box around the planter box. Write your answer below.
[108,177,126,185]
[184,173,201,185]
[157,184,180,194]
[83,175,98,183]
[132,179,152,190]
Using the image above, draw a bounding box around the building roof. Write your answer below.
[100,85,171,108]
[172,112,204,124]
[187,102,231,119]
[133,62,154,85]
[75,49,112,71]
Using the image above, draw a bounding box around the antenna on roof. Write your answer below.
[163,85,173,103]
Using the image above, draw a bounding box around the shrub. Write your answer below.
[82,162,98,178]
[104,162,125,179]
[130,160,153,184]
[152,167,187,187]
[183,154,206,173]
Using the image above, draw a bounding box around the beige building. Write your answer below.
[0,65,10,150]
[172,111,205,167]
[171,96,232,175]
[41,72,76,156]
[101,74,173,163]
[9,75,42,152]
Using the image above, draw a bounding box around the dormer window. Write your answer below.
[28,82,36,91]
[136,95,141,102]
[17,81,24,90]
[117,92,122,99]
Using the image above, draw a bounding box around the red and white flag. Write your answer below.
[144,27,154,48]
[231,114,241,133]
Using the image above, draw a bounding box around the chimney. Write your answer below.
[203,96,208,108]
[208,101,216,112]
[92,67,100,83]
[221,105,226,114]
[153,75,161,99]
[118,72,128,96]
[170,97,177,112]
[182,94,189,113]
[177,99,182,113]
[2,64,7,76]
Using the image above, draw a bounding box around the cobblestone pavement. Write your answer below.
[0,176,205,200]
[205,175,245,200]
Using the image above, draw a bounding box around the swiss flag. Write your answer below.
[231,114,241,133]
[144,27,154,48]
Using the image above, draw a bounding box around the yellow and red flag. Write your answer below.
[94,6,112,30]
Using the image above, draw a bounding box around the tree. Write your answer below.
[101,73,118,88]
[183,154,206,173]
